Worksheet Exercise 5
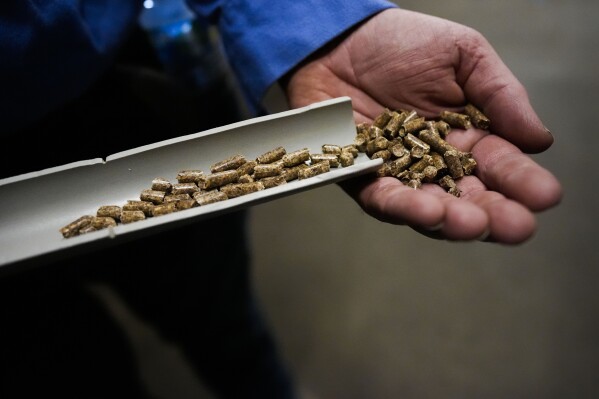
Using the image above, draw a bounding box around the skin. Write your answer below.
[282,9,562,244]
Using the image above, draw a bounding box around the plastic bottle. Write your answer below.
[138,0,247,116]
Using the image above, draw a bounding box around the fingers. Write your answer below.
[472,135,563,211]
[452,175,536,243]
[436,192,489,240]
[465,190,537,244]
[340,176,445,228]
[339,173,540,244]
[455,27,554,153]
[442,124,562,212]
[415,185,490,241]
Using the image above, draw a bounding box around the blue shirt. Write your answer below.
[0,0,395,134]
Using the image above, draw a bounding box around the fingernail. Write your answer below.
[424,222,444,231]
[477,229,491,241]
[543,125,553,138]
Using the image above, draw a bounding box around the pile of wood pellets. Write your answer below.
[355,103,489,196]
[60,103,489,239]
[59,144,359,238]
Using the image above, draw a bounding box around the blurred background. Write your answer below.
[105,0,599,398]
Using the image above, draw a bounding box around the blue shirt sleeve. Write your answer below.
[186,0,397,114]
[1,0,396,133]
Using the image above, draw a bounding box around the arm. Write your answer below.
[188,3,564,244]
[186,0,395,114]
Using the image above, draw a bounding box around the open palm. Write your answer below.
[284,9,562,244]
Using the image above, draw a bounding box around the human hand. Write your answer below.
[282,8,562,244]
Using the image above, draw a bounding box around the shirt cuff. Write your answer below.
[188,0,397,114]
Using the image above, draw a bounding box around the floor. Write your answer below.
[102,1,599,398]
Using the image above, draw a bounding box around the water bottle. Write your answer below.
[138,0,248,118]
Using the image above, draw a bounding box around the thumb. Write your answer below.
[456,28,553,153]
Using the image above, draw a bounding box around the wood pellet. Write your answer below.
[210,154,247,173]
[151,177,172,192]
[176,170,204,184]
[357,103,487,197]
[60,141,358,238]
